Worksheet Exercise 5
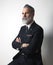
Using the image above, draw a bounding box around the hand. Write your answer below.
[21,43,29,48]
[16,37,21,43]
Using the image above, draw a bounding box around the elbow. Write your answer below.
[12,41,17,49]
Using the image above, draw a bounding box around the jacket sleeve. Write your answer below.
[20,28,44,55]
[12,27,22,50]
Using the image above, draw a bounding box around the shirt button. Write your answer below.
[22,53,24,55]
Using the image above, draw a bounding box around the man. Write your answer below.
[8,4,44,65]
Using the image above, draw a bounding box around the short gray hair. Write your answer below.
[24,4,35,14]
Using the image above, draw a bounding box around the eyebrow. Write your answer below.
[22,11,31,14]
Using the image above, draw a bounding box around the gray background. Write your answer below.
[0,0,53,65]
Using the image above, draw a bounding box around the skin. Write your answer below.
[16,7,34,48]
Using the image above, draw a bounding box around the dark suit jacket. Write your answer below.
[9,21,44,65]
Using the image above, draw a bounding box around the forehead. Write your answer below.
[22,7,31,13]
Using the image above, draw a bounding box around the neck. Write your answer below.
[27,20,34,25]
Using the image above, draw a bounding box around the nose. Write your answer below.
[23,13,26,17]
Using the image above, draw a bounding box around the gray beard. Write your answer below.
[22,19,28,24]
[22,17,33,25]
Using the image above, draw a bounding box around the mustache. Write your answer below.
[22,17,28,20]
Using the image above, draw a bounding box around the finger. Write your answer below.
[16,38,20,42]
[19,37,21,43]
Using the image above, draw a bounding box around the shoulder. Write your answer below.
[34,23,44,34]
[20,25,26,31]
[21,25,26,28]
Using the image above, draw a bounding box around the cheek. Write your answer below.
[26,14,30,18]
[27,16,32,20]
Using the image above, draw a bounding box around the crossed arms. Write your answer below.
[12,28,43,55]
[15,37,29,48]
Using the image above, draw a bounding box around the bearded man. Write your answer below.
[8,4,44,65]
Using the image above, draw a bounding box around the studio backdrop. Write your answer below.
[0,0,53,65]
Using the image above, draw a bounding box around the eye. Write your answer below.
[22,13,24,14]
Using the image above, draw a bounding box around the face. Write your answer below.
[22,7,34,25]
